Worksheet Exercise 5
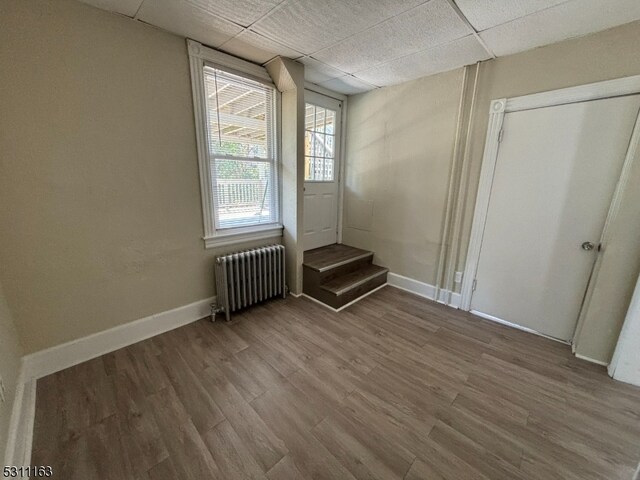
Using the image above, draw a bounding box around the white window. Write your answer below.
[188,40,281,248]
[304,103,337,182]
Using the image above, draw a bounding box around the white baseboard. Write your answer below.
[3,368,36,467]
[7,296,216,465]
[437,289,462,309]
[575,353,609,367]
[22,296,215,381]
[387,272,461,308]
[471,309,570,345]
[301,283,388,313]
[387,272,436,299]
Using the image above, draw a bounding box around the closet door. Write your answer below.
[470,95,640,341]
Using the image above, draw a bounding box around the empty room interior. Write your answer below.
[3,0,640,478]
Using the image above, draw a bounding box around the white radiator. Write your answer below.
[213,244,286,321]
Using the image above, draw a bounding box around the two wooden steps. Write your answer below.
[303,244,388,309]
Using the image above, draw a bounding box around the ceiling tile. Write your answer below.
[319,75,378,95]
[220,30,302,64]
[454,0,569,31]
[252,0,426,55]
[479,0,640,57]
[137,0,242,48]
[355,35,489,87]
[184,0,282,28]
[300,57,346,84]
[314,0,471,74]
[78,0,143,17]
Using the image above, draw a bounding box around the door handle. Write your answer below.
[581,241,595,251]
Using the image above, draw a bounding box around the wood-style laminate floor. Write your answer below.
[32,286,640,479]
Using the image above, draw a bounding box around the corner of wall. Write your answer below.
[266,57,305,294]
[0,281,27,465]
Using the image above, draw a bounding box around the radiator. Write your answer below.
[213,244,286,321]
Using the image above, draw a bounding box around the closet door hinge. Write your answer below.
[498,129,504,143]
[472,279,477,292]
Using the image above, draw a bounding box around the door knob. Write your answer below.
[581,241,595,251]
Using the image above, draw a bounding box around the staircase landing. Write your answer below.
[303,244,388,309]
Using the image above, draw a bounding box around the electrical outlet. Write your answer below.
[454,271,463,284]
[0,376,5,403]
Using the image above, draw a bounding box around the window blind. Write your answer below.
[203,66,278,230]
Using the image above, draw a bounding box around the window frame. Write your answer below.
[304,95,341,183]
[187,39,282,248]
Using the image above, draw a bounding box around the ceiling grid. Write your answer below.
[81,0,640,94]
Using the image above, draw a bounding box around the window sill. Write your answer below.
[203,224,283,249]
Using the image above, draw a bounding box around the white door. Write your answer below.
[471,95,640,341]
[303,91,342,251]
[609,273,640,386]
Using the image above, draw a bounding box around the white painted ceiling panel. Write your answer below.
[81,0,640,95]
[185,0,283,28]
[355,35,490,87]
[220,30,302,64]
[480,0,640,57]
[319,75,379,95]
[300,58,345,84]
[252,0,426,55]
[454,0,569,31]
[137,0,242,48]
[314,0,471,74]
[78,0,143,18]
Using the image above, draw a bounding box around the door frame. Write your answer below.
[461,74,640,344]
[608,272,640,384]
[303,84,348,247]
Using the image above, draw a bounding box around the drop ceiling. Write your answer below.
[80,0,640,95]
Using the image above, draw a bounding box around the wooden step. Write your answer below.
[303,244,388,309]
[320,264,388,296]
[303,244,373,272]
[303,244,374,283]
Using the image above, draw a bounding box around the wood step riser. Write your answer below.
[303,244,386,310]
[319,254,374,282]
[309,272,387,309]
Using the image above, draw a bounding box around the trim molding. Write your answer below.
[608,273,640,382]
[506,74,640,113]
[470,310,570,345]
[300,282,388,313]
[337,98,348,244]
[3,371,36,468]
[6,295,216,466]
[387,273,461,308]
[204,225,283,248]
[574,108,640,347]
[575,353,609,367]
[460,98,506,311]
[187,39,271,83]
[462,74,640,314]
[388,274,612,367]
[22,296,215,381]
[303,82,347,101]
[187,38,280,250]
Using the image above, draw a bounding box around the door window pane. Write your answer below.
[304,102,337,181]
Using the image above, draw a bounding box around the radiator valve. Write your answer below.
[210,303,224,322]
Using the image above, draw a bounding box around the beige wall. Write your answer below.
[464,21,640,363]
[3,0,638,366]
[345,20,640,363]
[0,0,280,353]
[0,281,23,460]
[267,58,306,294]
[343,69,464,284]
